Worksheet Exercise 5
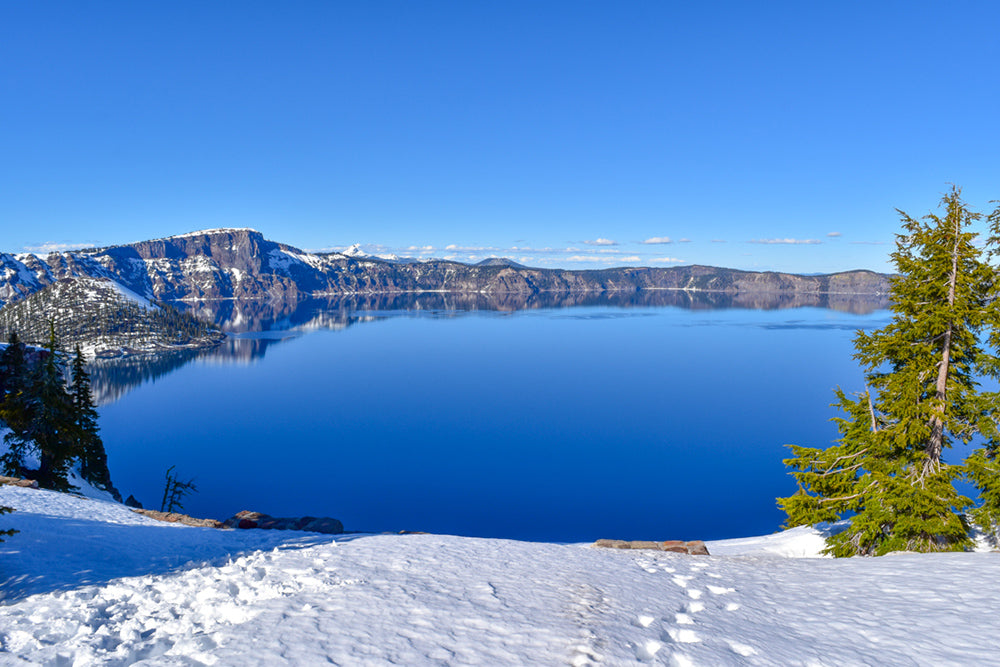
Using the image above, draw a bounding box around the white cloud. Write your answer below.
[650,257,686,263]
[748,238,822,245]
[827,232,842,238]
[445,244,499,252]
[678,238,691,243]
[565,255,615,262]
[642,236,672,245]
[24,241,96,253]
[583,238,618,246]
[711,239,727,243]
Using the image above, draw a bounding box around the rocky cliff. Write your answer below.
[0,228,892,311]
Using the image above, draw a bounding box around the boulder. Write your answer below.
[0,476,38,489]
[593,539,631,549]
[686,540,710,556]
[131,508,224,529]
[224,510,344,535]
[592,539,710,556]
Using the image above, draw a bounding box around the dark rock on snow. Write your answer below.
[224,510,344,535]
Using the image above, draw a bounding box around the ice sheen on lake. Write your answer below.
[95,303,891,541]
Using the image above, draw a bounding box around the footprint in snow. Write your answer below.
[728,640,758,656]
[663,627,701,644]
[635,615,656,628]
[634,638,665,661]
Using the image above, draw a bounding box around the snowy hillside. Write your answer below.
[1,486,998,665]
[0,277,224,358]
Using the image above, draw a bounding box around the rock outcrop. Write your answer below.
[224,510,344,535]
[593,539,710,555]
[131,509,225,529]
[0,476,39,489]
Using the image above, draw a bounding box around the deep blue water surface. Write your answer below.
[97,303,891,542]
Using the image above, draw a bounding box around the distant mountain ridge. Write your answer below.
[0,228,892,311]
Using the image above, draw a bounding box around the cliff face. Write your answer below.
[0,228,892,310]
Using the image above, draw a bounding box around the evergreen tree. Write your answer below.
[22,323,81,491]
[0,332,28,403]
[0,333,32,476]
[965,201,1000,546]
[71,344,116,496]
[779,187,1000,556]
[0,334,19,532]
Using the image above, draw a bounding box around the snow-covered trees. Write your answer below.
[780,187,1000,555]
[27,325,81,491]
[0,328,115,494]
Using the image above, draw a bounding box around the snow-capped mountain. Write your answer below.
[0,228,892,314]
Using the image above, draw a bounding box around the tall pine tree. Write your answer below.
[780,187,1000,556]
[71,344,118,499]
[0,333,24,539]
[18,323,81,491]
[0,333,32,477]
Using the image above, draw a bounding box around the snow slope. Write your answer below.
[1,486,998,666]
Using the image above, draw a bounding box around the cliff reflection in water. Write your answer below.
[90,288,889,405]
[178,288,889,333]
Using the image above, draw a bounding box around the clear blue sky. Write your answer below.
[3,1,999,273]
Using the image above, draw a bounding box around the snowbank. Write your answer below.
[1,486,998,665]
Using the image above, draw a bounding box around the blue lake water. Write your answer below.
[95,298,892,542]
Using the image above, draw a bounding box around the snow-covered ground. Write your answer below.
[1,486,998,666]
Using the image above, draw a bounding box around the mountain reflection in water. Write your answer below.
[88,289,888,406]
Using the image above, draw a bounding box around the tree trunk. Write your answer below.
[925,213,961,476]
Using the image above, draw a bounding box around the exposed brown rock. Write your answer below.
[131,508,224,529]
[629,540,664,550]
[593,539,632,549]
[686,540,710,556]
[593,539,711,556]
[661,544,690,554]
[0,476,39,489]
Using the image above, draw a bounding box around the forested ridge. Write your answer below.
[0,278,223,357]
